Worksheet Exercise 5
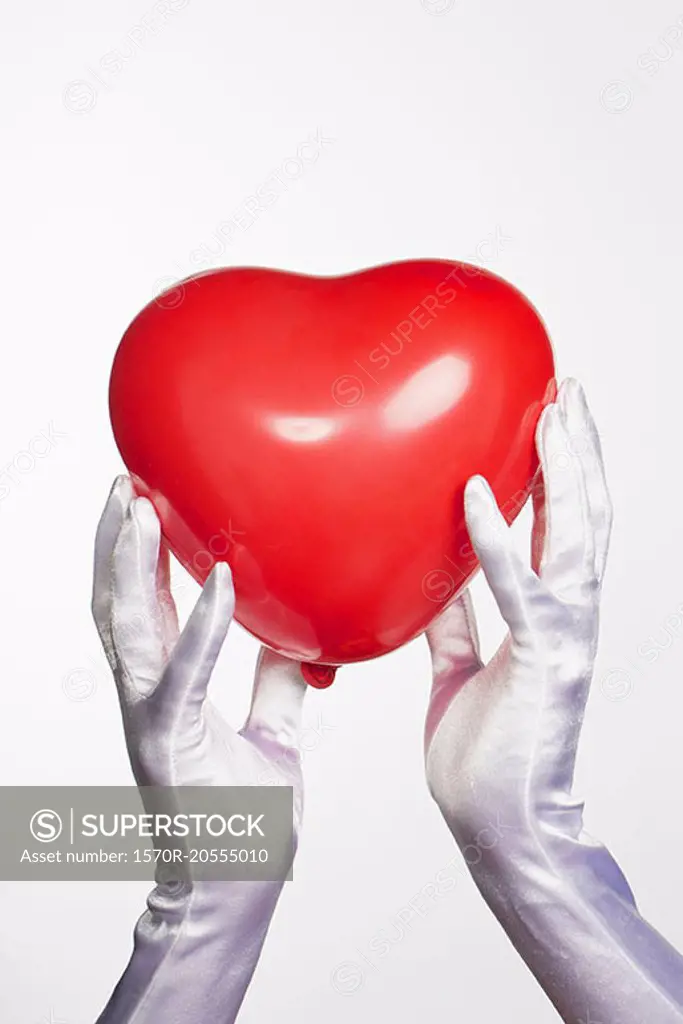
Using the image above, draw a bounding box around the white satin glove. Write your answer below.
[92,476,306,1024]
[425,379,683,1023]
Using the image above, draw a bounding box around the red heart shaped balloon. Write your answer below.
[110,261,555,670]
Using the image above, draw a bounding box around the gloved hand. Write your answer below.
[92,476,306,1024]
[425,379,683,1023]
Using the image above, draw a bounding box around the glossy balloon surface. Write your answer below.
[110,262,555,666]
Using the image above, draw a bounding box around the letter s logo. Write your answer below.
[30,809,63,843]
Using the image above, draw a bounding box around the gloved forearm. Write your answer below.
[425,380,683,1023]
[459,770,683,1022]
[98,880,281,1023]
[91,477,305,1023]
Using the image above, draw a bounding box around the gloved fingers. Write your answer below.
[536,389,596,603]
[243,648,307,750]
[560,380,612,584]
[92,475,134,658]
[425,591,482,750]
[111,497,167,697]
[155,540,180,658]
[464,475,539,640]
[156,562,234,725]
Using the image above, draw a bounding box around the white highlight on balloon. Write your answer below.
[268,416,338,443]
[382,355,471,431]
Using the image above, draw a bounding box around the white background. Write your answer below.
[1,0,682,1021]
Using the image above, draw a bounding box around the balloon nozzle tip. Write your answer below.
[301,663,338,689]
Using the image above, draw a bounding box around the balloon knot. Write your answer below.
[301,663,338,689]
